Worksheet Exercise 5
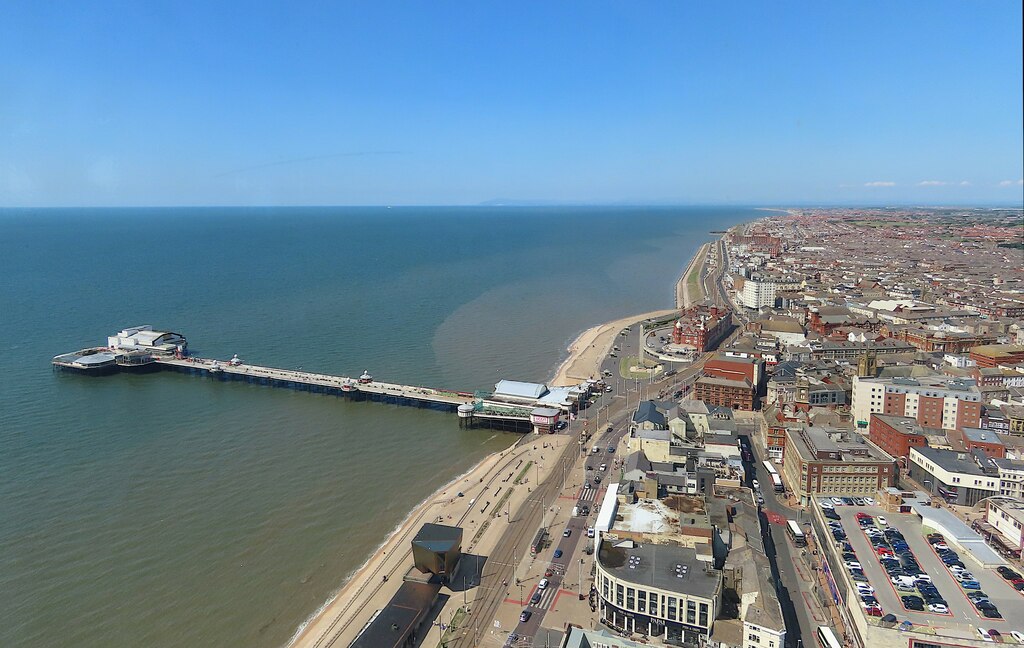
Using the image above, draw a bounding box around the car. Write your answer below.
[927,533,944,543]
[854,497,866,506]
[864,497,876,506]
[593,475,602,484]
[520,610,532,622]
[968,590,989,600]
[877,516,887,526]
[860,595,879,606]
[864,605,883,617]
[840,541,853,552]
[978,629,995,642]
[876,547,894,557]
[845,561,862,570]
[832,497,844,505]
[998,566,1022,580]
[604,385,613,393]
[851,571,868,582]
[563,529,571,537]
[820,499,835,510]
[988,630,1003,641]
[901,596,924,611]
[1013,581,1024,592]
[982,609,1003,620]
[960,580,981,590]
[824,509,841,520]
[913,574,933,584]
[842,497,855,505]
[530,591,542,604]
[553,549,563,559]
[843,552,858,561]
[856,584,875,595]
[607,447,615,453]
[752,479,760,490]
[1009,631,1024,644]
[933,542,950,551]
[976,600,997,611]
[928,603,949,614]
[855,512,872,520]
[956,572,975,582]
[599,463,607,471]
[832,530,847,541]
[537,578,549,590]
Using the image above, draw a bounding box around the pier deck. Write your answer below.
[155,357,477,408]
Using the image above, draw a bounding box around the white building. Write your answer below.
[741,280,777,310]
[995,458,1024,499]
[985,496,1024,553]
[851,375,982,431]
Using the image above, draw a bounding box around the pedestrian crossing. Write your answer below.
[578,485,599,501]
[531,585,558,610]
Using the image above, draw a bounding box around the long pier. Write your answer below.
[52,327,586,432]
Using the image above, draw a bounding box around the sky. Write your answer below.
[1,2,1022,207]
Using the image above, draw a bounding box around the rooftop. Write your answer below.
[598,540,721,600]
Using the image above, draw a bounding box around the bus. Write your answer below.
[770,473,784,493]
[762,460,779,477]
[817,626,842,648]
[787,520,806,547]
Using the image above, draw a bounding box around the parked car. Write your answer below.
[927,603,949,614]
[982,609,1003,620]
[877,516,888,526]
[998,566,1022,581]
[960,580,981,590]
[864,605,883,617]
[901,595,924,611]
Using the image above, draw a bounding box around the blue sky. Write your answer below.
[1,2,1021,206]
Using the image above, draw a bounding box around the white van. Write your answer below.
[587,527,595,538]
[891,575,917,588]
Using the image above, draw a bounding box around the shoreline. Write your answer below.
[290,225,749,646]
[288,438,520,646]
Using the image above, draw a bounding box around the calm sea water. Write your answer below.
[0,206,756,647]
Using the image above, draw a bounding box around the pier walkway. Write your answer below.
[156,356,477,409]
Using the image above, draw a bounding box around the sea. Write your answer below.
[0,206,758,648]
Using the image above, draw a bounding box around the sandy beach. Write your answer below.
[291,239,718,646]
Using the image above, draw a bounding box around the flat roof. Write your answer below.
[962,427,1006,447]
[909,501,1006,567]
[349,580,441,648]
[910,446,988,476]
[598,541,720,600]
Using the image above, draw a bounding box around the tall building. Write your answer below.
[851,375,982,431]
[740,280,777,310]
[782,426,895,505]
[671,304,732,352]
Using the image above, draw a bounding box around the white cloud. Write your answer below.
[864,181,896,187]
[998,179,1024,186]
[959,180,970,186]
[917,180,947,186]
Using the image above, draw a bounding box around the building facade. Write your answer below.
[782,427,895,505]
[868,414,930,459]
[851,375,982,431]
[907,446,999,506]
[596,542,721,646]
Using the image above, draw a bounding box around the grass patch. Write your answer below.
[472,519,491,544]
[513,461,533,485]
[436,606,468,647]
[493,489,514,519]
[619,355,658,380]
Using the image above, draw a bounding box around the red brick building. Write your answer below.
[970,345,1024,368]
[671,304,731,352]
[868,413,933,459]
[893,328,996,353]
[694,376,755,411]
[702,352,762,385]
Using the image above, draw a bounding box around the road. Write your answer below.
[743,442,819,648]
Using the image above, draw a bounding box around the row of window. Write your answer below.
[599,574,711,627]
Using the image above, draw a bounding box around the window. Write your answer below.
[616,584,624,607]
[668,596,677,621]
[626,587,635,610]
[749,634,761,643]
[687,600,697,624]
[700,602,709,627]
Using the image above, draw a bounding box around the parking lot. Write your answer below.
[826,501,1024,633]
